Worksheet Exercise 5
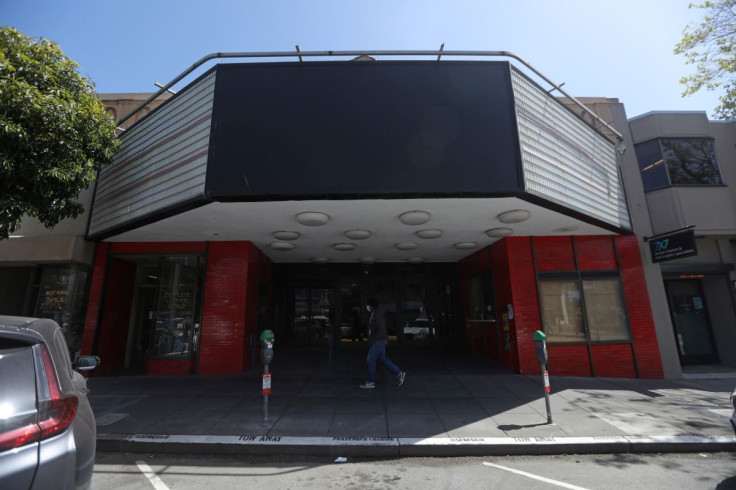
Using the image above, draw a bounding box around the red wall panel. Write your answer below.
[615,236,664,379]
[547,344,592,377]
[591,344,637,378]
[93,257,137,375]
[504,237,538,374]
[145,359,194,376]
[575,236,617,270]
[533,236,575,271]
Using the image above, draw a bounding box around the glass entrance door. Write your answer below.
[664,279,719,365]
[288,286,334,345]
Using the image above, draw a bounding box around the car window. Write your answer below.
[0,345,38,431]
[53,329,74,379]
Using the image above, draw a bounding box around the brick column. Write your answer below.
[616,235,664,379]
[199,241,255,375]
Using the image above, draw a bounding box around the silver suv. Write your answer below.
[0,316,100,490]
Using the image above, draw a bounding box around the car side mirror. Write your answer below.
[74,355,101,371]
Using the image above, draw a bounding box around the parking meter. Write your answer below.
[533,330,548,366]
[260,329,274,365]
[533,330,553,424]
[259,329,274,421]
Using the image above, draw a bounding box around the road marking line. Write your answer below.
[136,460,170,490]
[482,462,590,490]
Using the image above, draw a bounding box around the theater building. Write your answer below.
[3,52,673,378]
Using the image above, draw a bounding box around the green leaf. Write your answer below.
[0,27,119,240]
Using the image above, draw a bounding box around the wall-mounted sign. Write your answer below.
[648,227,697,263]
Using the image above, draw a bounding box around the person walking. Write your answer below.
[360,298,406,389]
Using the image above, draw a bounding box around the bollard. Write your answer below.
[260,329,275,421]
[533,330,553,424]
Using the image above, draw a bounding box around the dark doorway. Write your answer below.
[127,279,157,373]
[274,263,460,352]
[664,279,719,366]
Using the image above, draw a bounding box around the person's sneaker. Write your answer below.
[397,372,406,386]
[359,382,375,389]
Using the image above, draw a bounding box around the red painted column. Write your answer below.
[615,235,664,379]
[199,241,254,375]
[81,242,109,355]
[505,237,541,375]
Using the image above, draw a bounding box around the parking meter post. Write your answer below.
[533,330,553,424]
[259,330,275,422]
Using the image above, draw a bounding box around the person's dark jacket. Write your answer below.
[368,309,388,342]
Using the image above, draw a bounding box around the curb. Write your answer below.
[97,434,736,457]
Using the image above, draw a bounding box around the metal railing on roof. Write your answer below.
[117,49,624,143]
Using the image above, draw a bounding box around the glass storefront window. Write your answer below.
[468,273,495,321]
[540,275,629,343]
[32,265,90,356]
[402,281,434,341]
[150,256,204,359]
[583,278,629,341]
[539,278,585,342]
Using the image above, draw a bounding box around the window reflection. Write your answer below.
[635,138,723,191]
[661,138,723,185]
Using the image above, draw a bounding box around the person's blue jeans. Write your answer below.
[366,340,401,383]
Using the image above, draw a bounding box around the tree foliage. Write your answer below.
[0,27,118,240]
[675,1,736,119]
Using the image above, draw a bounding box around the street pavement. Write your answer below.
[88,345,736,457]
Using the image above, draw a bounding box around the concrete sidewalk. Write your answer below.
[88,347,736,456]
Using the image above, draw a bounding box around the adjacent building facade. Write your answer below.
[629,112,736,371]
[2,53,733,379]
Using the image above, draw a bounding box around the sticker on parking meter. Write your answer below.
[543,370,550,393]
[262,372,272,395]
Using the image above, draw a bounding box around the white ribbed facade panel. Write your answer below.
[88,72,216,237]
[510,68,631,230]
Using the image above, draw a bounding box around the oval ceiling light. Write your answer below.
[333,243,356,251]
[360,256,377,265]
[344,229,372,240]
[416,228,443,239]
[407,257,425,264]
[485,227,514,238]
[270,242,295,251]
[312,257,329,264]
[296,211,330,226]
[273,231,301,241]
[395,242,419,251]
[453,242,477,250]
[399,210,431,225]
[497,209,530,224]
[554,226,579,233]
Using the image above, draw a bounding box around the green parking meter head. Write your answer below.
[260,329,275,342]
[533,330,547,341]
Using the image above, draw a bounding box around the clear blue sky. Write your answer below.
[1,0,723,119]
